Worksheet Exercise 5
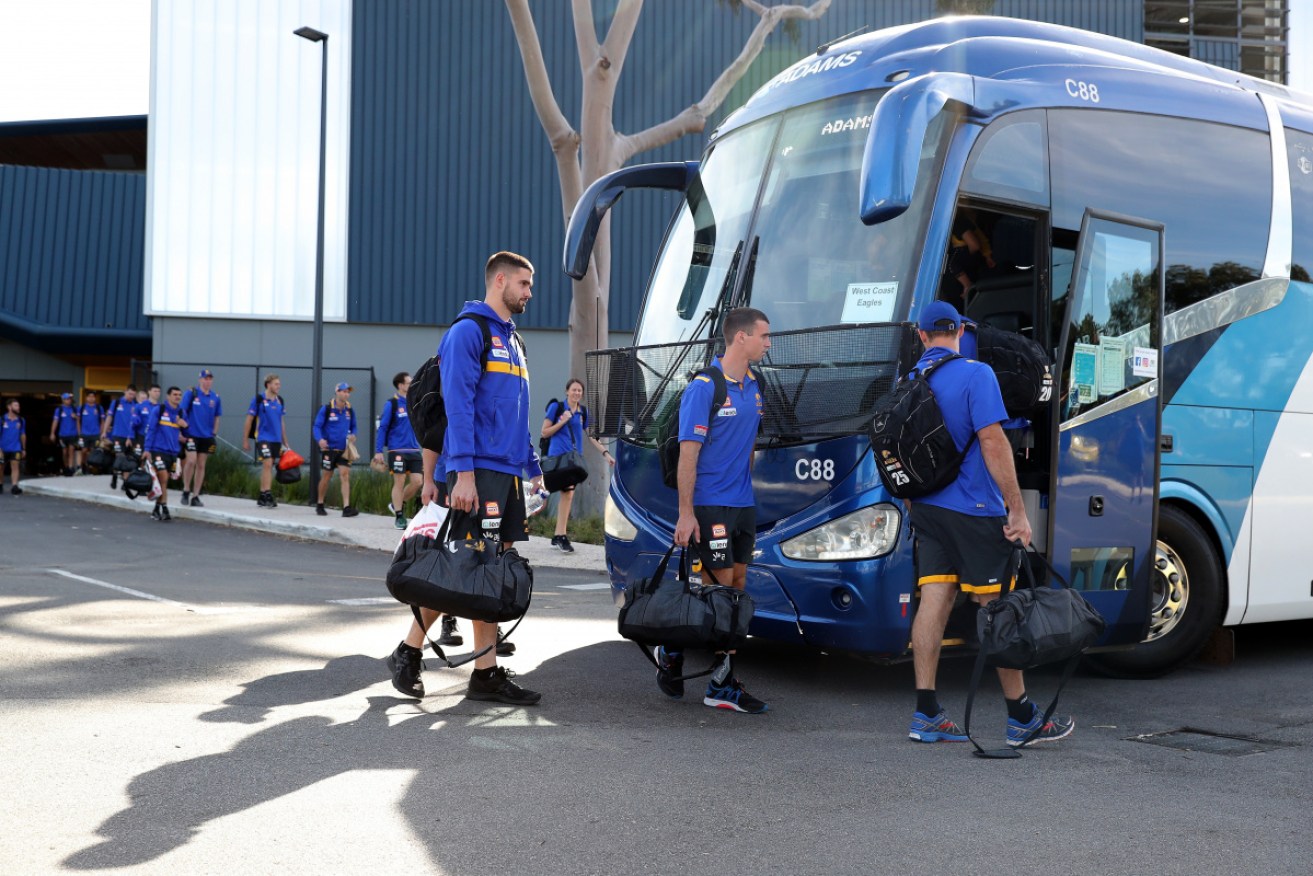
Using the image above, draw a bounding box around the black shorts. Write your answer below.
[185,437,217,455]
[151,453,178,474]
[692,505,756,576]
[2,451,22,464]
[910,503,1017,596]
[444,469,527,544]
[390,451,423,474]
[321,449,350,470]
[108,438,132,454]
[59,436,81,449]
[257,441,281,461]
[134,432,146,447]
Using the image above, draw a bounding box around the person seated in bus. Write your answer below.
[942,208,995,304]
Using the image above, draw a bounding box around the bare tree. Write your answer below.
[506,0,831,509]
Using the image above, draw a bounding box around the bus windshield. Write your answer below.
[636,90,932,345]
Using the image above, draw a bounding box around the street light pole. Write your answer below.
[295,26,328,506]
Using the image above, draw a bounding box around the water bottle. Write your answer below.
[524,484,550,517]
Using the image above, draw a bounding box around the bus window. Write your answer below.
[961,110,1049,206]
[1287,126,1313,283]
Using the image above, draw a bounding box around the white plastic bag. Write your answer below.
[146,467,162,501]
[398,501,448,547]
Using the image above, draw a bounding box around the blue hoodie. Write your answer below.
[313,401,357,450]
[438,301,542,480]
[375,395,419,453]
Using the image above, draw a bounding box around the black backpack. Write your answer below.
[409,314,506,454]
[656,367,728,490]
[972,323,1054,416]
[539,399,589,457]
[867,354,972,500]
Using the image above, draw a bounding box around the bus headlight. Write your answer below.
[781,504,901,562]
[604,494,638,541]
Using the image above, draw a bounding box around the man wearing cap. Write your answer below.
[905,300,1074,748]
[50,393,80,476]
[180,370,223,507]
[313,382,358,517]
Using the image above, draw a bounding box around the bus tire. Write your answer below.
[1084,504,1224,679]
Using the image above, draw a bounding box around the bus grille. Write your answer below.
[584,322,919,445]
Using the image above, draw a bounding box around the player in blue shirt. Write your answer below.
[144,386,189,521]
[539,378,613,553]
[132,385,161,448]
[659,307,771,715]
[374,371,424,530]
[180,369,223,507]
[77,390,105,473]
[902,300,1072,748]
[102,384,138,490]
[243,373,288,508]
[1,398,26,494]
[313,382,358,517]
[50,393,80,476]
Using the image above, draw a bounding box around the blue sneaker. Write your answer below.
[655,646,684,699]
[703,677,768,713]
[908,710,969,743]
[1007,709,1075,747]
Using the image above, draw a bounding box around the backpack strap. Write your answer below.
[697,367,729,439]
[455,313,495,368]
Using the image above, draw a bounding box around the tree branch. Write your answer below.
[571,0,599,72]
[601,0,644,81]
[617,0,831,161]
[505,0,578,150]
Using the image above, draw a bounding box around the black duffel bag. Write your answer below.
[121,468,153,500]
[964,543,1106,758]
[274,465,302,484]
[112,452,139,473]
[618,544,754,656]
[387,507,533,625]
[85,445,113,472]
[541,450,589,493]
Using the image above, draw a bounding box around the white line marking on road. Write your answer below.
[559,582,613,591]
[46,568,196,611]
[327,597,396,606]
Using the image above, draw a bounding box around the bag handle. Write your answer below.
[627,543,732,683]
[962,541,1079,758]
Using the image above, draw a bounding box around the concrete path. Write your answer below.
[19,473,608,573]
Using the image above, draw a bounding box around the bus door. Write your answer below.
[1048,210,1164,646]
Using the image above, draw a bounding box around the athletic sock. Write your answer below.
[916,689,941,717]
[472,666,497,681]
[1006,694,1035,723]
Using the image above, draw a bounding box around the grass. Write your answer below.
[200,447,604,543]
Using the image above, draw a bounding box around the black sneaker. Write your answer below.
[267,493,277,508]
[394,512,407,530]
[703,677,768,714]
[151,503,162,521]
[385,642,424,698]
[257,492,270,508]
[181,491,191,505]
[655,646,684,699]
[342,506,359,518]
[160,504,172,522]
[190,495,203,507]
[466,666,541,705]
[110,476,118,490]
[554,535,575,553]
[9,486,20,495]
[438,616,463,647]
[316,503,327,516]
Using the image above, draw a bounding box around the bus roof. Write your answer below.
[716,16,1312,138]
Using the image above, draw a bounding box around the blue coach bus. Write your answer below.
[563,16,1313,677]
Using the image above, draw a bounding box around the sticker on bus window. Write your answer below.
[1132,347,1158,378]
[1073,343,1098,403]
[1098,336,1128,395]
[840,282,898,323]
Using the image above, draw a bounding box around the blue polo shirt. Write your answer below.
[53,405,80,438]
[132,400,158,437]
[247,394,285,442]
[0,415,24,452]
[181,389,223,438]
[145,402,186,455]
[544,401,587,456]
[313,402,356,450]
[78,404,104,436]
[677,358,762,508]
[375,396,419,453]
[913,345,1009,517]
[107,397,136,439]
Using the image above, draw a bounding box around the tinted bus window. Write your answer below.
[1049,110,1269,314]
[1287,127,1313,283]
[962,110,1049,206]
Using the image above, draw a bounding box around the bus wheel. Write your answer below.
[1084,505,1224,679]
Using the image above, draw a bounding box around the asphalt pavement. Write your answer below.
[3,494,1312,875]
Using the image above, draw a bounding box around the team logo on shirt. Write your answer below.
[711,524,727,538]
[717,406,737,417]
[485,501,501,517]
[490,348,510,359]
[491,337,504,348]
[693,424,708,436]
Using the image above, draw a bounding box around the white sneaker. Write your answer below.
[387,502,397,515]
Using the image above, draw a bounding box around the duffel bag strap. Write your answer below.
[630,639,724,683]
[412,603,530,669]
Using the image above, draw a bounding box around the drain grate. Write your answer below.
[1129,727,1294,756]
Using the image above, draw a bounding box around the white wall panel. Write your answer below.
[146,0,351,320]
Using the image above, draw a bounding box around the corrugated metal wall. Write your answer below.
[0,164,147,333]
[347,0,1148,331]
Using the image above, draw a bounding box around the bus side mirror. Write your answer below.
[859,73,975,225]
[563,161,700,280]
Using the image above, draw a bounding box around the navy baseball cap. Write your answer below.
[199,369,214,378]
[61,392,73,400]
[918,300,963,332]
[335,382,353,392]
